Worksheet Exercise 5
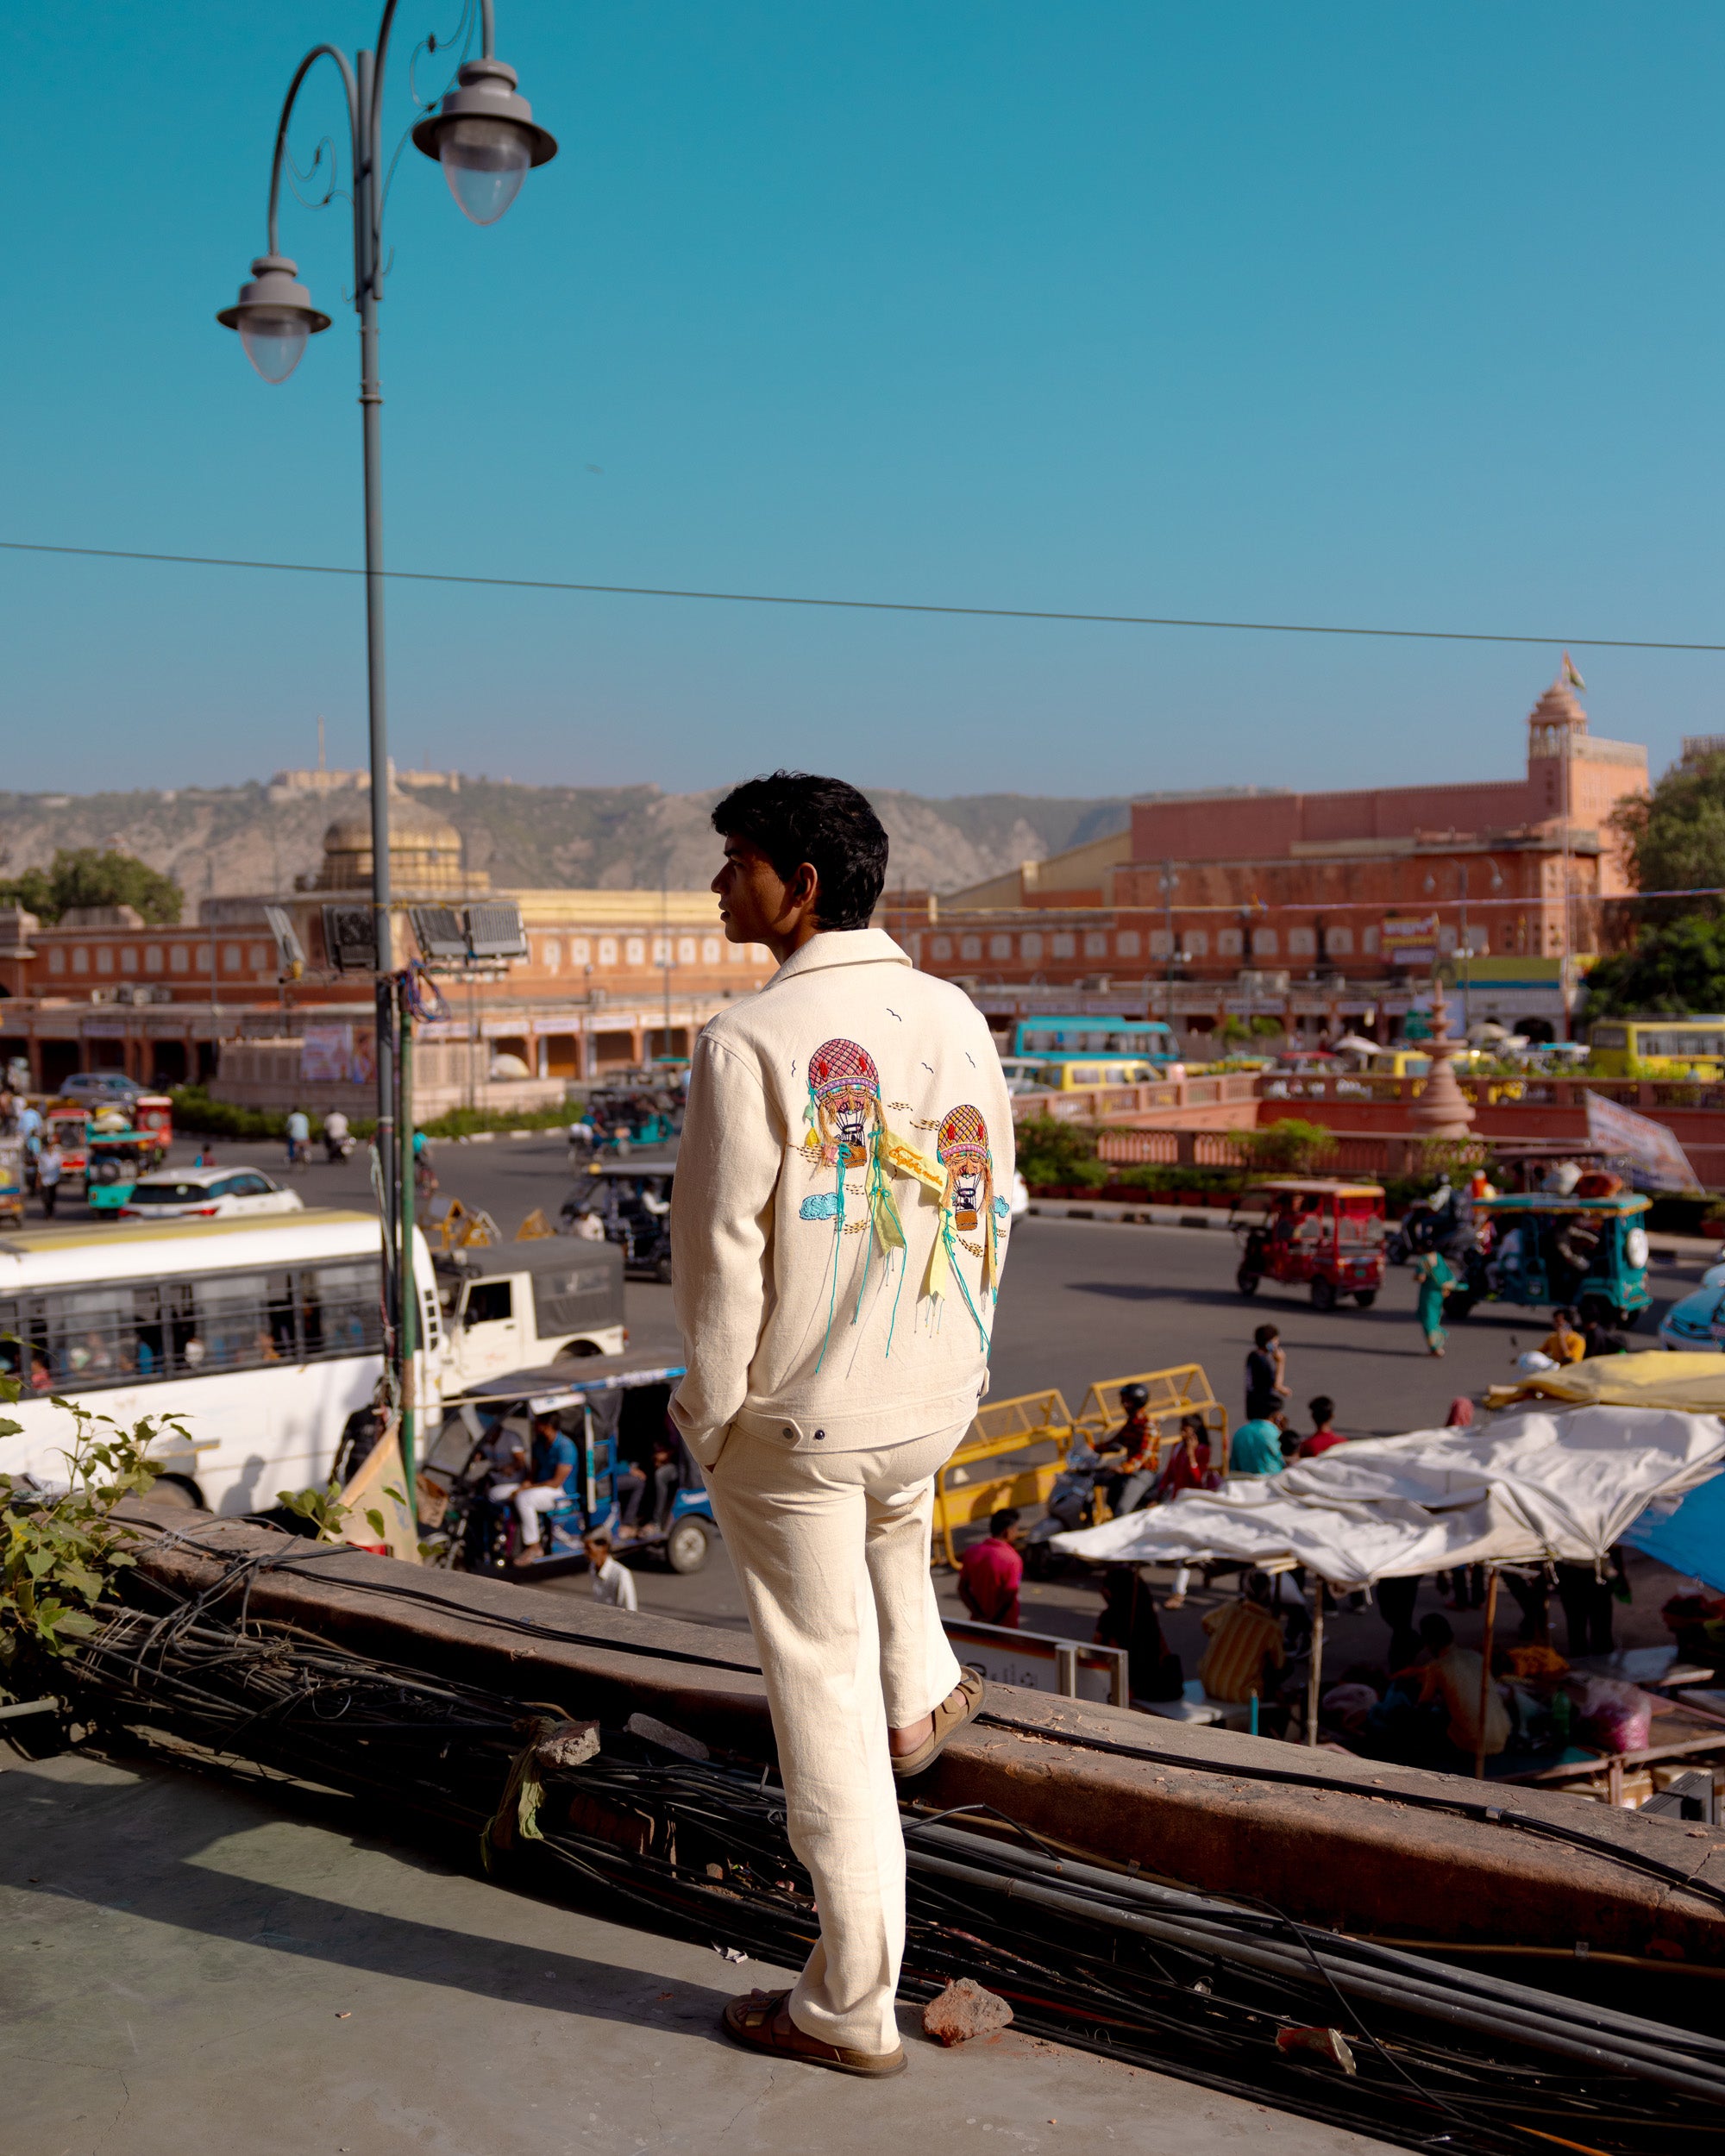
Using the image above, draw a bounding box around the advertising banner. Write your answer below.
[303,1024,377,1088]
[1584,1090,1703,1195]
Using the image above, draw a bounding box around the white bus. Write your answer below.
[0,1213,630,1514]
[0,1210,443,1514]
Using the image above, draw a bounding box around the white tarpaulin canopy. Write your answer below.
[1051,1407,1725,1588]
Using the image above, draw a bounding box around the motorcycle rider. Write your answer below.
[323,1107,353,1162]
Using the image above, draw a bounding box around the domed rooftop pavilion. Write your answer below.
[314,787,486,895]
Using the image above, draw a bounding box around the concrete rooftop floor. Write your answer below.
[1,1745,1396,2156]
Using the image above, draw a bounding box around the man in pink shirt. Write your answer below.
[958,1507,1026,1627]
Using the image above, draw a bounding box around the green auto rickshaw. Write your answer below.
[1448,1190,1652,1330]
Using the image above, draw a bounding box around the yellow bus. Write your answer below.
[1586,1018,1725,1077]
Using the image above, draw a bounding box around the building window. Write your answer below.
[1217,929,1243,958]
[1117,930,1141,958]
[1438,926,1458,955]
[1051,932,1076,960]
[49,947,66,975]
[170,944,190,974]
[570,937,591,965]
[248,944,270,971]
[1149,929,1171,958]
[960,936,982,961]
[702,937,721,963]
[96,947,114,975]
[931,936,952,960]
[120,947,139,975]
[988,933,1013,960]
[1186,930,1208,958]
[542,939,561,972]
[1465,925,1488,955]
[1084,931,1108,958]
[1323,926,1352,957]
[1363,927,1380,954]
[145,945,164,974]
[625,937,645,966]
[223,945,242,973]
[1020,931,1043,962]
[599,938,618,966]
[1251,928,1278,956]
[678,937,698,964]
[650,937,670,965]
[1287,927,1316,956]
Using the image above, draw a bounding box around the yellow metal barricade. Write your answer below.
[1072,1362,1228,1476]
[931,1388,1074,1569]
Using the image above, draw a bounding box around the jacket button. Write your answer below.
[814,1429,826,1440]
[782,1426,795,1439]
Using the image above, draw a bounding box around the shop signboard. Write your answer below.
[1381,915,1440,966]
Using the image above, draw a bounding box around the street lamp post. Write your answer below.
[219,2,555,1495]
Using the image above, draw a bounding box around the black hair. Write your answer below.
[1419,1613,1454,1650]
[711,770,889,931]
[1253,1324,1280,1349]
[989,1506,1022,1537]
[1308,1395,1334,1424]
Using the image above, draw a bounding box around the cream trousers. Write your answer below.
[700,1419,968,2055]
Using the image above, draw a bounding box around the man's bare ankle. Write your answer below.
[887,1713,934,1757]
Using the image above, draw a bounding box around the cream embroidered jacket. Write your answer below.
[668,928,1015,1465]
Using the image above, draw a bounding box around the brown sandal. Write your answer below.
[890,1669,986,1782]
[722,1987,907,2077]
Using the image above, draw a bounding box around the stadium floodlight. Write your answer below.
[321,904,377,975]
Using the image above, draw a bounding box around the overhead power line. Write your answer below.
[2,537,1722,655]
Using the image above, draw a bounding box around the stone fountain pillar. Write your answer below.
[1407,981,1477,1143]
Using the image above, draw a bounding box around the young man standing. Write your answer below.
[671,770,1013,2078]
[1244,1323,1288,1422]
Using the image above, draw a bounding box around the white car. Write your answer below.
[119,1168,305,1222]
[1658,1282,1725,1354]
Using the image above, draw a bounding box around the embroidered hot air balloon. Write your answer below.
[799,1037,909,1363]
[925,1103,1000,1348]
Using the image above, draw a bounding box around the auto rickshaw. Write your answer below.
[0,1138,24,1228]
[85,1129,166,1213]
[41,1104,90,1195]
[1231,1180,1388,1310]
[561,1162,674,1282]
[1448,1188,1652,1330]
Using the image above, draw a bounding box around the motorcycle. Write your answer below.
[323,1129,355,1163]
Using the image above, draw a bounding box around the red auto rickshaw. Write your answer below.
[132,1094,173,1165]
[1231,1179,1388,1311]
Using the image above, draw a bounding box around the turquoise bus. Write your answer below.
[1010,1017,1175,1060]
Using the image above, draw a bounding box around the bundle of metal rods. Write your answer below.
[29,1587,1725,2156]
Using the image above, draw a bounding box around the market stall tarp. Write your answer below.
[1051,1407,1725,1587]
[1624,1470,1725,1595]
[1484,1350,1725,1416]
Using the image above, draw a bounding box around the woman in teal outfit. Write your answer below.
[1413,1248,1456,1357]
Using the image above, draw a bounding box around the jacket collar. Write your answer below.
[766,927,912,989]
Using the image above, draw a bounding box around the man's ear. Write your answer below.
[789,861,820,917]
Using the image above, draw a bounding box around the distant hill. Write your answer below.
[0,781,1130,901]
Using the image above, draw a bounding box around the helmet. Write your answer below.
[1120,1383,1150,1411]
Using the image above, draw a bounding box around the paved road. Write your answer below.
[110,1133,1707,1672]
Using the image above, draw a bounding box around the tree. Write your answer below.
[0,849,183,926]
[1581,914,1725,1018]
[1609,749,1725,903]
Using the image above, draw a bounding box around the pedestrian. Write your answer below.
[1227,1411,1286,1476]
[1298,1395,1347,1458]
[35,1138,63,1219]
[1244,1323,1289,1421]
[1555,1557,1618,1658]
[1157,1413,1217,1500]
[285,1103,310,1169]
[581,1528,638,1612]
[958,1507,1026,1627]
[1412,1246,1456,1356]
[1540,1307,1585,1366]
[668,769,1012,2078]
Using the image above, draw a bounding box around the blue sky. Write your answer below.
[3,3,1722,798]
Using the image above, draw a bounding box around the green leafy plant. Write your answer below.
[1013,1115,1110,1191]
[273,1480,354,1542]
[1236,1118,1336,1174]
[0,846,184,925]
[0,1397,179,1670]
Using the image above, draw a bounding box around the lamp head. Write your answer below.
[411,57,557,226]
[216,254,331,383]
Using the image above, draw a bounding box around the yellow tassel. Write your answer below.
[925,1216,951,1302]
